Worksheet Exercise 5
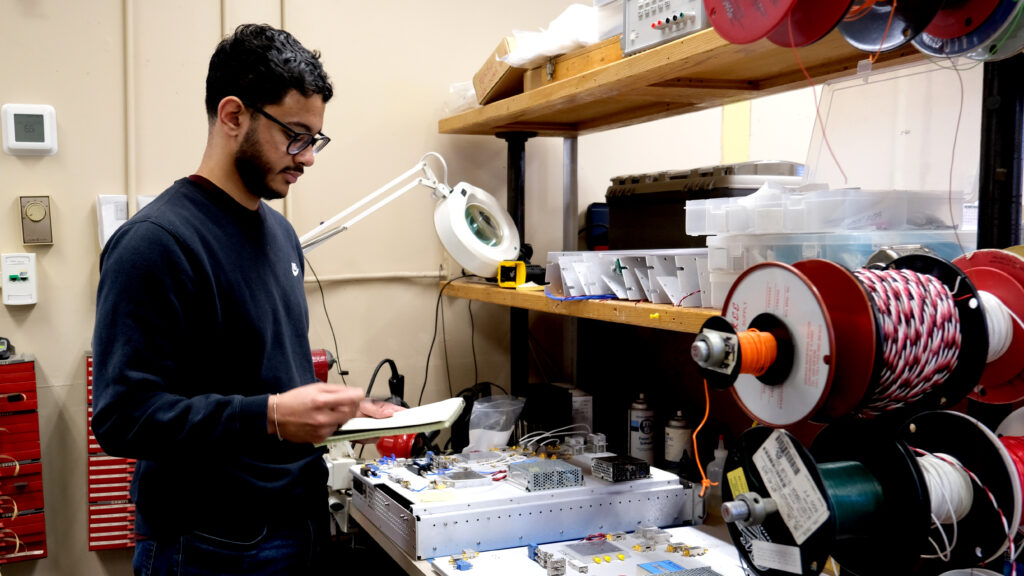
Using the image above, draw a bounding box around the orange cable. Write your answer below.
[845,0,881,22]
[869,0,898,64]
[787,19,848,185]
[693,378,717,498]
[737,329,777,376]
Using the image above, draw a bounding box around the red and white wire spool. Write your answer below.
[692,256,987,426]
[852,267,961,415]
[953,250,1024,403]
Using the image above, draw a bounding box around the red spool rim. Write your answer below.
[924,0,1001,39]
[767,0,855,47]
[792,260,877,421]
[954,249,1024,403]
[722,261,835,427]
[705,0,801,44]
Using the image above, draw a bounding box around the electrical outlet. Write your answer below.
[2,253,37,305]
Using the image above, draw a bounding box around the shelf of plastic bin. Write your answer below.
[686,188,965,236]
[443,278,719,333]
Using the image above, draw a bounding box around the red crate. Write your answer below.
[0,413,40,436]
[0,511,47,563]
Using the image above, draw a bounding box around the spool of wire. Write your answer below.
[852,267,961,415]
[903,410,1021,571]
[721,421,930,576]
[954,250,1024,403]
[691,256,987,427]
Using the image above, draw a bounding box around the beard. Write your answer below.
[235,123,284,201]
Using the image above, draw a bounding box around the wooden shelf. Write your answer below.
[439,29,925,138]
[444,279,719,334]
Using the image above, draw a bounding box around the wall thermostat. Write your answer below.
[2,104,58,156]
[20,196,52,245]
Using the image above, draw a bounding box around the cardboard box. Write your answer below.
[473,36,524,105]
[523,36,622,92]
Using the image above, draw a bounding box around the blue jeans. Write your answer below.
[132,515,328,576]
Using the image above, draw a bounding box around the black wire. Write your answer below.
[441,287,453,398]
[452,381,509,399]
[366,358,396,398]
[468,300,478,385]
[418,275,474,406]
[304,257,347,384]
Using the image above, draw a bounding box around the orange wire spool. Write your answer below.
[690,262,828,428]
[736,329,777,376]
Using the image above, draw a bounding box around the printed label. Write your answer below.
[727,467,749,497]
[751,540,803,574]
[752,429,828,545]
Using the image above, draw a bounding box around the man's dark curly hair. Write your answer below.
[205,24,333,121]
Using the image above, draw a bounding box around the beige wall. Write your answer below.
[0,1,980,574]
[0,1,581,573]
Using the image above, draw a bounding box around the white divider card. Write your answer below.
[751,540,802,575]
[752,429,829,545]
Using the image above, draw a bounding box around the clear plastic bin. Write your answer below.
[705,230,977,307]
[686,188,964,236]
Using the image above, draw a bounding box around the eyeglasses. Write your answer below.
[245,103,330,155]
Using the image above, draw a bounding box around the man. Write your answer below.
[91,24,396,575]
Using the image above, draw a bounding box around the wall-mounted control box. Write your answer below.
[20,196,52,245]
[1,253,37,306]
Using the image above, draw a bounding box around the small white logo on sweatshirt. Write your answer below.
[291,262,299,277]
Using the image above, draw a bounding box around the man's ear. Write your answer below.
[216,96,247,138]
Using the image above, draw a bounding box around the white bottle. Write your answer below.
[705,435,728,521]
[664,410,693,471]
[629,393,655,464]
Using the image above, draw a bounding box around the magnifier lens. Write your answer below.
[465,204,502,247]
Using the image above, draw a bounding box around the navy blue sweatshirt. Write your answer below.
[91,176,324,540]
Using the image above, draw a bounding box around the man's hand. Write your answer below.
[269,383,367,444]
[357,398,405,419]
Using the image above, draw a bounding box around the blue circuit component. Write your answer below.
[638,559,684,573]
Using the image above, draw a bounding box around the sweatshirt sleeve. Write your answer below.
[91,220,270,460]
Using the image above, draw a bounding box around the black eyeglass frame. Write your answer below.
[244,102,330,156]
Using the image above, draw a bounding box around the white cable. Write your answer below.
[919,453,974,523]
[979,290,1015,362]
[918,453,972,561]
[519,424,592,445]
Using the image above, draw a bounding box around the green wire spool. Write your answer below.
[818,461,884,539]
[722,420,929,576]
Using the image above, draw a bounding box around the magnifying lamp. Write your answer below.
[299,152,520,278]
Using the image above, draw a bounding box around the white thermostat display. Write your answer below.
[2,104,57,156]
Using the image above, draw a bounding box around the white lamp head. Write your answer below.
[434,182,520,278]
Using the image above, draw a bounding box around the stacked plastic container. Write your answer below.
[685,60,982,307]
[686,186,974,307]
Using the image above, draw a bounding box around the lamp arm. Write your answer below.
[299,158,450,254]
